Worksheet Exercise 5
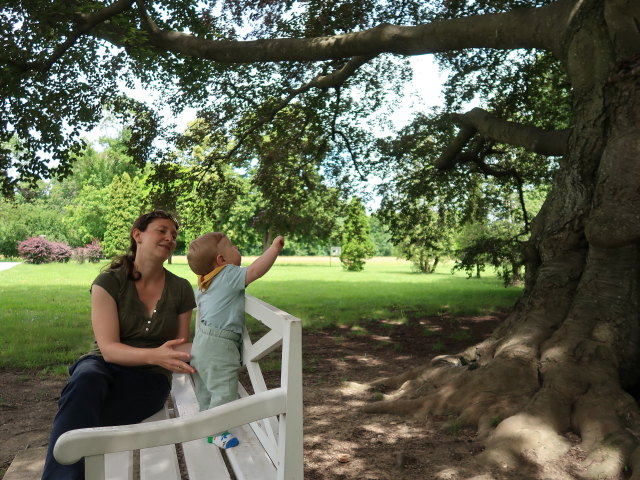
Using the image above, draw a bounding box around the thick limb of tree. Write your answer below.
[92,0,571,63]
[436,108,569,169]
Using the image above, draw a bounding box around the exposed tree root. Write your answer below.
[362,248,640,478]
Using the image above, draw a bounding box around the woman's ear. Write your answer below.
[132,228,142,244]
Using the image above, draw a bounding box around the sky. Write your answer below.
[390,55,446,127]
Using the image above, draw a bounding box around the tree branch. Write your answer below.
[435,107,570,170]
[458,108,569,156]
[99,0,573,63]
[333,130,368,182]
[470,153,531,234]
[434,125,476,170]
[18,0,135,72]
[192,55,374,175]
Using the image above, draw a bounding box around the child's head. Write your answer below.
[187,232,240,275]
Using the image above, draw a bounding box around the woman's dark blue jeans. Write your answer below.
[41,356,170,480]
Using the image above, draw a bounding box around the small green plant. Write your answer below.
[490,416,502,428]
[422,326,436,336]
[445,420,464,436]
[372,391,384,401]
[303,355,320,373]
[333,335,346,344]
[259,357,281,373]
[449,329,473,341]
[348,325,369,336]
[432,341,445,352]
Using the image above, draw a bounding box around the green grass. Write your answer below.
[0,257,522,372]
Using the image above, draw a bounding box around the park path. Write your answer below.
[0,262,20,271]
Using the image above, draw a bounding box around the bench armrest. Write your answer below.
[54,388,287,465]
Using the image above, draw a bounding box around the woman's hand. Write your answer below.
[151,338,196,374]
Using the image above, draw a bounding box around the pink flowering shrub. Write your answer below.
[18,237,73,264]
[72,239,103,263]
[18,237,50,264]
[49,241,73,263]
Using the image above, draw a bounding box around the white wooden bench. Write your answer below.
[53,294,303,480]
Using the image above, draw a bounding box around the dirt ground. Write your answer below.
[0,311,591,479]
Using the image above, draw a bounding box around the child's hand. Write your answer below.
[272,235,284,253]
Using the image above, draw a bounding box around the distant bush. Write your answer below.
[72,239,103,264]
[17,237,57,264]
[49,241,73,263]
[18,237,73,264]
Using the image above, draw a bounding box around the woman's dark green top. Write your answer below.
[87,266,196,380]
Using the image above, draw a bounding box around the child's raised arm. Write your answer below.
[246,236,284,286]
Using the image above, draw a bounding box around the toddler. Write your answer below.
[187,232,284,448]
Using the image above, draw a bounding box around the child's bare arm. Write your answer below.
[246,236,284,285]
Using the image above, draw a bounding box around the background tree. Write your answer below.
[149,112,346,254]
[4,0,640,476]
[340,197,375,271]
[368,214,394,256]
[246,106,344,251]
[102,172,144,258]
[62,184,109,247]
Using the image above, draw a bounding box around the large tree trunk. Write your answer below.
[364,4,640,478]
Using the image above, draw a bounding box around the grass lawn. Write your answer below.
[0,257,522,373]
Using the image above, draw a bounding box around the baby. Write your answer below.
[187,233,284,448]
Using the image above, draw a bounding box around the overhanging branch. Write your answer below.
[192,55,375,179]
[456,108,570,156]
[103,0,573,63]
[436,107,570,170]
[223,55,376,159]
[17,0,135,73]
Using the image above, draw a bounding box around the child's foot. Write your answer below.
[207,432,239,449]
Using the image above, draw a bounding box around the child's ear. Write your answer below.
[216,254,225,266]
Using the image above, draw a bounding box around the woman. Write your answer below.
[42,210,197,480]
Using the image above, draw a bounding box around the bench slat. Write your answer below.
[245,329,282,363]
[104,450,133,480]
[181,438,231,480]
[139,406,180,480]
[244,295,285,335]
[242,353,280,459]
[140,444,180,480]
[170,374,231,480]
[238,383,279,463]
[226,424,276,480]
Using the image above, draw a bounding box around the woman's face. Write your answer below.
[134,218,178,261]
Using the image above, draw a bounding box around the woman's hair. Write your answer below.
[107,210,179,280]
[186,232,227,275]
